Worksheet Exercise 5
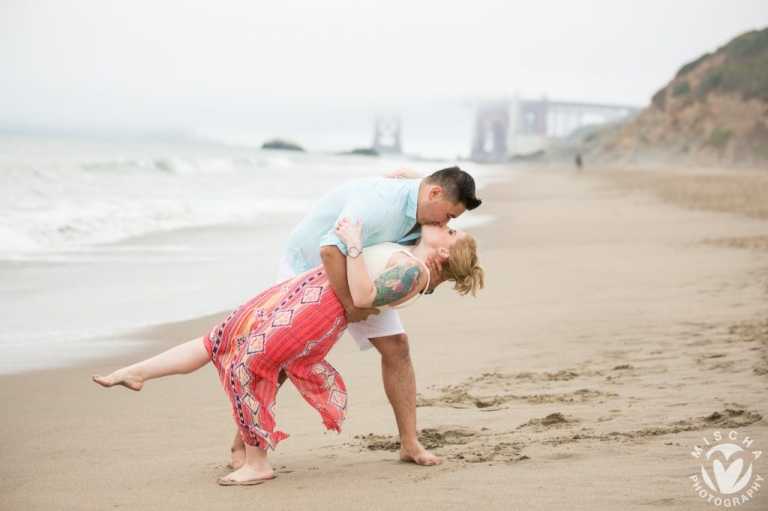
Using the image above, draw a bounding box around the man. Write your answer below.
[230,166,482,467]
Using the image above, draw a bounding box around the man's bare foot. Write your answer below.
[92,368,144,391]
[228,447,246,470]
[218,465,274,486]
[400,443,442,466]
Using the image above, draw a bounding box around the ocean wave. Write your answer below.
[81,156,239,175]
[0,197,311,257]
[0,136,515,260]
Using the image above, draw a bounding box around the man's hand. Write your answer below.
[383,168,422,179]
[344,305,379,323]
[424,255,445,293]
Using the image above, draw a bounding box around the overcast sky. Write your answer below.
[1,0,766,155]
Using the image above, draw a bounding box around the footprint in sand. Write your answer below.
[353,427,529,465]
[518,412,578,431]
[356,427,479,452]
[418,386,617,409]
[417,370,617,410]
[600,408,763,441]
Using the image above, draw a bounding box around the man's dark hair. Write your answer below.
[425,166,482,210]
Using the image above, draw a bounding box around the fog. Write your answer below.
[1,0,766,156]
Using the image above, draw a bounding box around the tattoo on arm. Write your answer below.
[372,263,422,307]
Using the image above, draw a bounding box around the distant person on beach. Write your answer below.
[93,219,484,485]
[224,165,483,469]
[575,154,583,172]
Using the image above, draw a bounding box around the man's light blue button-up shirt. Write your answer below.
[282,177,422,274]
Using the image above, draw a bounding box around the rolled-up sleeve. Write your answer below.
[318,191,390,254]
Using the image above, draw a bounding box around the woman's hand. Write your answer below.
[334,217,363,250]
[383,168,422,179]
[424,254,445,292]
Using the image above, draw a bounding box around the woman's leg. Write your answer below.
[92,337,210,391]
[228,369,290,469]
[288,359,347,433]
[219,442,274,485]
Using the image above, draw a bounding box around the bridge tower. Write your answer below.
[471,102,510,161]
[372,116,402,154]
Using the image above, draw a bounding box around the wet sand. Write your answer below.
[1,166,766,510]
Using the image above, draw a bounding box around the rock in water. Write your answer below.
[261,139,305,152]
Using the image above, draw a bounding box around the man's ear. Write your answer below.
[428,185,443,201]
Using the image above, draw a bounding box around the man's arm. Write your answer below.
[320,246,379,323]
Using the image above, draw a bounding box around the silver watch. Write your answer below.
[347,246,362,258]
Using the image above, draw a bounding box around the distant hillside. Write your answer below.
[587,28,768,167]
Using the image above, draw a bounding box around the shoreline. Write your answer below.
[0,188,503,377]
[0,217,297,376]
[1,165,766,509]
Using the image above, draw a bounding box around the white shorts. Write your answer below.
[277,258,405,351]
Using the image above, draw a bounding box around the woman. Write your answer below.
[93,219,484,485]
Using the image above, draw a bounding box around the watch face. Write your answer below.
[348,246,361,258]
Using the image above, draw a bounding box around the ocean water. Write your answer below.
[0,135,512,374]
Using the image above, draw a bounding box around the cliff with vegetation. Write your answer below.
[587,28,768,167]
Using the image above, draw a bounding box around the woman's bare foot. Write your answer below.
[92,367,144,391]
[400,443,442,466]
[228,446,246,470]
[219,441,275,485]
[218,465,274,486]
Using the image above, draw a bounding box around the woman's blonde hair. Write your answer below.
[443,234,484,296]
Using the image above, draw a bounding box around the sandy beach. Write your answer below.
[1,166,766,510]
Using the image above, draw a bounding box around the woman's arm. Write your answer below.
[334,218,427,308]
[369,259,425,307]
[319,245,380,322]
